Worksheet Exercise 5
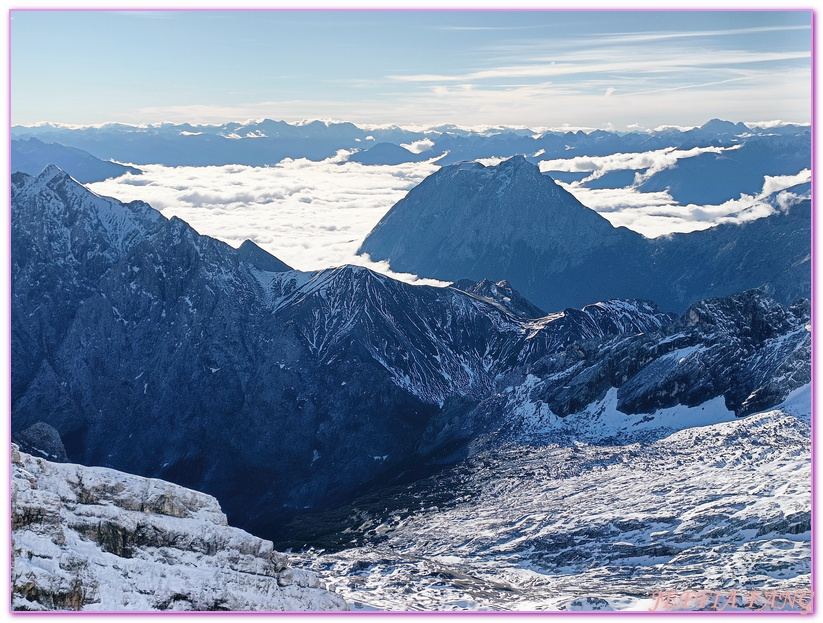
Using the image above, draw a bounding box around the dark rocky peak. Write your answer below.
[699,118,750,135]
[36,162,71,184]
[12,166,166,279]
[278,264,390,307]
[680,289,800,343]
[450,278,547,319]
[237,240,292,273]
[525,299,675,357]
[575,299,675,334]
[497,153,532,169]
[358,155,632,302]
[508,290,810,422]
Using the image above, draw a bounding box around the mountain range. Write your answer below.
[11,137,141,183]
[11,118,809,169]
[11,164,810,545]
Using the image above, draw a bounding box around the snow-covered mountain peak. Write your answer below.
[34,162,71,185]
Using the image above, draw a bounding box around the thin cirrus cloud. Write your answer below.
[11,11,810,130]
[388,51,810,83]
[585,23,811,45]
[378,20,809,128]
[119,18,809,129]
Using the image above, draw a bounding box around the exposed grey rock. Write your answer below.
[13,421,68,462]
[11,445,347,611]
[11,166,809,546]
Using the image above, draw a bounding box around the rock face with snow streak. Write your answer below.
[10,166,673,538]
[11,445,347,611]
[10,165,810,546]
[458,290,811,451]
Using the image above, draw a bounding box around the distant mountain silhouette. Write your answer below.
[12,137,141,183]
[637,134,811,204]
[348,142,437,165]
[10,118,809,168]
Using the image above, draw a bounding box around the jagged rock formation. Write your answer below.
[10,166,671,538]
[11,445,347,611]
[13,421,68,462]
[358,156,811,312]
[414,289,810,458]
[450,278,546,319]
[11,165,810,545]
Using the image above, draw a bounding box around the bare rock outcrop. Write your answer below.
[11,445,348,611]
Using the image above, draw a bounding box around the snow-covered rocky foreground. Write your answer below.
[10,445,347,611]
[296,394,811,612]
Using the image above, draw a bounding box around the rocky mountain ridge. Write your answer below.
[11,165,810,544]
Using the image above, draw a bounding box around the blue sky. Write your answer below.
[10,9,812,129]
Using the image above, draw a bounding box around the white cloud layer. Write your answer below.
[87,157,444,285]
[86,156,810,282]
[557,168,811,237]
[399,138,435,154]
[538,145,737,182]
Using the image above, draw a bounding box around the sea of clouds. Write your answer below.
[87,148,809,279]
[88,155,444,284]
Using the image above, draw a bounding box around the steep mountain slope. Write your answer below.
[11,166,672,538]
[12,166,809,548]
[359,157,652,310]
[649,203,811,311]
[12,137,141,183]
[11,445,347,611]
[359,157,811,312]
